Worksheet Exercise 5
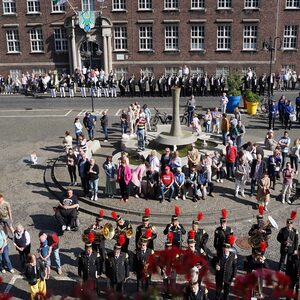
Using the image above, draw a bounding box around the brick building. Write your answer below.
[0,0,299,79]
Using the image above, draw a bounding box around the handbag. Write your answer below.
[289,114,296,122]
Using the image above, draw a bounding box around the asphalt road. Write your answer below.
[0,91,299,299]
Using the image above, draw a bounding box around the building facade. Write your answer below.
[0,0,299,78]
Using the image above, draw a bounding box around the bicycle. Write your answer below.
[150,107,189,130]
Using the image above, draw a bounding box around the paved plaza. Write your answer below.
[0,92,299,299]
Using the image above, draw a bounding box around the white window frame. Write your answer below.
[3,0,16,15]
[138,0,152,10]
[82,0,96,11]
[164,0,179,10]
[115,67,128,80]
[217,0,231,9]
[54,28,68,52]
[286,0,300,8]
[216,67,229,78]
[191,0,205,9]
[51,0,66,12]
[244,0,259,9]
[6,29,20,53]
[165,25,179,51]
[112,0,126,11]
[141,67,153,77]
[190,67,204,76]
[190,25,205,50]
[27,0,40,14]
[30,28,44,53]
[283,25,298,49]
[10,69,21,81]
[217,25,231,50]
[139,25,153,51]
[32,68,46,75]
[243,25,257,50]
[165,67,179,76]
[114,26,128,51]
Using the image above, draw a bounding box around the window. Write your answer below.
[286,0,300,8]
[164,0,179,9]
[51,0,65,12]
[115,67,128,79]
[190,67,204,76]
[139,26,153,50]
[244,0,259,8]
[165,67,179,76]
[242,66,256,75]
[6,30,20,53]
[10,69,21,81]
[112,0,126,10]
[165,25,179,50]
[217,0,231,8]
[191,25,205,50]
[3,0,16,14]
[191,0,205,9]
[217,25,231,50]
[114,26,128,50]
[27,0,40,13]
[32,68,46,75]
[138,0,152,10]
[141,67,153,77]
[54,28,68,52]
[243,25,257,50]
[82,0,95,10]
[30,28,44,52]
[282,64,295,71]
[216,67,229,78]
[283,25,298,49]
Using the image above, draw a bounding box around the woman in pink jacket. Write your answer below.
[131,162,147,198]
[117,159,132,202]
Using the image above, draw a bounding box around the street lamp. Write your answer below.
[262,36,282,97]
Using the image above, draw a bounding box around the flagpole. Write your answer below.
[66,0,78,15]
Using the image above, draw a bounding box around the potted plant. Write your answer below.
[245,90,260,115]
[226,72,243,113]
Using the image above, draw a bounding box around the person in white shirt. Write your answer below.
[220,92,229,114]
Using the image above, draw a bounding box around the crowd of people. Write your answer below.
[0,72,300,299]
[0,66,299,98]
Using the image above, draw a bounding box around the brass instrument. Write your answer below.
[114,225,134,239]
[248,216,278,248]
[82,223,115,243]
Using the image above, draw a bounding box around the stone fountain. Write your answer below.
[155,86,197,146]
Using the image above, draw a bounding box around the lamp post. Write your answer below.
[262,36,282,97]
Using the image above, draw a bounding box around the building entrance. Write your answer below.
[80,40,103,70]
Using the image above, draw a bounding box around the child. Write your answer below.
[39,238,51,279]
[191,113,201,135]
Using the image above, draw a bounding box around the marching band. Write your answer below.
[77,207,300,299]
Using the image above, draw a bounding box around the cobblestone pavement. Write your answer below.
[0,93,299,299]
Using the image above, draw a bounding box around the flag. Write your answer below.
[53,0,68,5]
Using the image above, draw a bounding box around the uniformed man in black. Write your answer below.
[286,244,300,300]
[248,207,272,254]
[88,210,106,273]
[163,213,186,248]
[133,237,154,292]
[183,266,208,300]
[192,216,209,255]
[135,209,157,250]
[105,241,129,292]
[214,212,233,258]
[277,213,298,271]
[78,243,101,282]
[112,212,133,253]
[214,243,237,300]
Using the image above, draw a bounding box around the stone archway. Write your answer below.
[79,38,103,70]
